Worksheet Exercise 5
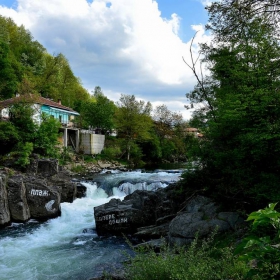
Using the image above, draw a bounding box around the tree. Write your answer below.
[206,0,280,42]
[80,87,116,133]
[0,40,18,99]
[115,94,153,161]
[0,121,19,155]
[33,114,61,157]
[152,105,186,162]
[186,0,280,205]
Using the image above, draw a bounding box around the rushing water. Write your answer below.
[0,170,182,280]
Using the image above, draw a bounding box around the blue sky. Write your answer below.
[0,0,212,120]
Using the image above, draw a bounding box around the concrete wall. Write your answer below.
[80,131,105,154]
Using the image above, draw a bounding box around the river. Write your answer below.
[0,169,183,280]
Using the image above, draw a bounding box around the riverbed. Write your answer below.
[0,169,183,280]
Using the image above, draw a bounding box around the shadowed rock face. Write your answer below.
[95,185,245,246]
[94,184,186,236]
[94,190,160,236]
[25,177,61,220]
[0,159,82,227]
[0,174,10,226]
[7,175,30,222]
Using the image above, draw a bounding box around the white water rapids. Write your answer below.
[0,170,182,280]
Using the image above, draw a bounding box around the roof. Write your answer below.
[0,94,79,114]
[185,127,199,132]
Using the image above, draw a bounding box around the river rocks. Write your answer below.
[7,175,30,222]
[27,158,59,177]
[76,183,87,198]
[0,173,10,226]
[95,186,244,247]
[48,173,77,203]
[94,190,159,236]
[25,177,61,220]
[0,159,82,227]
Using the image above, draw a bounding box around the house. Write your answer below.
[0,94,79,126]
[0,94,80,151]
[0,94,105,154]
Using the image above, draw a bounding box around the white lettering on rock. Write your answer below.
[96,214,128,225]
[30,189,50,196]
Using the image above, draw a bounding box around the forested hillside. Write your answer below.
[0,16,90,108]
[0,15,192,167]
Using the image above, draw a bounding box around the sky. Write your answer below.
[0,0,213,120]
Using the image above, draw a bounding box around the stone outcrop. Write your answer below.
[0,158,83,227]
[7,175,30,222]
[25,177,61,220]
[94,190,159,236]
[0,173,10,227]
[94,185,244,245]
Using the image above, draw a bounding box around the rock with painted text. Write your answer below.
[25,177,61,220]
[94,190,160,236]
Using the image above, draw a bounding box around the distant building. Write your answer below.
[184,127,204,138]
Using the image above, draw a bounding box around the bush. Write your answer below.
[126,233,247,280]
[102,146,121,161]
[236,203,280,279]
[9,142,34,168]
[0,121,19,155]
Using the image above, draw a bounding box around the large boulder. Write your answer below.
[168,195,244,246]
[0,173,10,226]
[27,158,59,177]
[94,190,160,236]
[25,177,61,220]
[7,175,30,222]
[48,171,77,203]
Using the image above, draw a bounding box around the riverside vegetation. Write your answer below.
[2,0,280,279]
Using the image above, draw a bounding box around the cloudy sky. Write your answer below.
[0,0,212,120]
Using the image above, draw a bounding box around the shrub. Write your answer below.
[102,146,121,161]
[126,233,247,280]
[11,142,34,167]
[235,203,280,279]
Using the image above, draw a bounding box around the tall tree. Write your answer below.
[115,94,153,161]
[186,0,280,205]
[80,87,116,133]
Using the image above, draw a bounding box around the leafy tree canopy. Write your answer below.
[185,0,280,206]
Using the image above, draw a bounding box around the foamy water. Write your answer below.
[0,170,182,279]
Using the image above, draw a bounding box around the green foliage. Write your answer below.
[0,40,18,99]
[102,146,122,161]
[0,15,90,106]
[33,114,61,157]
[185,0,280,206]
[14,142,33,167]
[0,121,19,155]
[80,87,116,132]
[70,164,86,174]
[9,102,37,142]
[59,147,75,165]
[115,94,153,161]
[236,203,280,279]
[126,234,247,280]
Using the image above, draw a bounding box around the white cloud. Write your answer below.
[0,0,212,120]
[200,0,215,6]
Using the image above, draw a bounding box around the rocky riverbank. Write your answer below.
[0,158,87,227]
[94,183,245,246]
